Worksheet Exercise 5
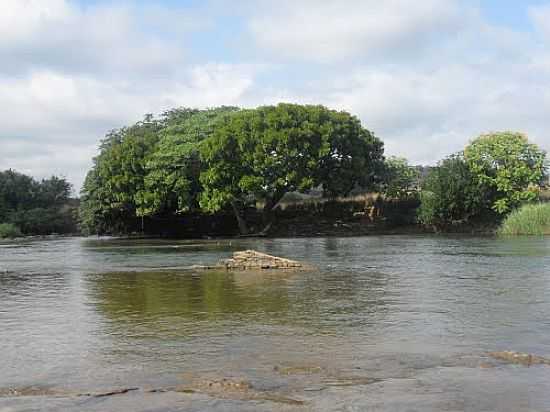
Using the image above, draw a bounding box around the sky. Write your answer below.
[2,0,550,191]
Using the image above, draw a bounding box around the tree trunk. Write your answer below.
[261,191,285,234]
[231,201,249,235]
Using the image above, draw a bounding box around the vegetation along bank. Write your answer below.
[2,103,548,238]
[0,170,77,238]
[77,104,548,237]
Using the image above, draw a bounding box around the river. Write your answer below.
[1,236,549,411]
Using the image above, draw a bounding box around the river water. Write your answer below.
[1,236,549,411]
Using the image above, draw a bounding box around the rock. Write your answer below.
[175,378,305,405]
[191,378,253,392]
[0,386,61,397]
[220,250,306,270]
[274,365,324,375]
[488,351,550,366]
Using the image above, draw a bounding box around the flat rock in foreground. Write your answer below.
[220,250,306,270]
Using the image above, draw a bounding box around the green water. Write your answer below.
[1,236,549,411]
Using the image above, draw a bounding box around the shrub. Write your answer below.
[0,223,22,238]
[498,203,550,235]
[418,155,489,226]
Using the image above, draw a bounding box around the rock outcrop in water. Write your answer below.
[220,250,305,270]
[488,351,550,366]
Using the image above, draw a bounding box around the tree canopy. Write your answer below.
[0,169,75,236]
[199,104,384,232]
[464,132,547,214]
[418,132,548,226]
[136,107,239,217]
[80,104,384,235]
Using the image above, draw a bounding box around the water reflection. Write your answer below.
[2,236,550,412]
[87,266,391,338]
[87,270,291,332]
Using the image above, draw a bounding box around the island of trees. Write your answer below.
[1,103,548,238]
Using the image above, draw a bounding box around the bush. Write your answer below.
[0,223,22,238]
[418,155,489,226]
[498,203,550,235]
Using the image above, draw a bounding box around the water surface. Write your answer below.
[1,236,549,411]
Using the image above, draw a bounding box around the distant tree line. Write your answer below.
[78,103,548,236]
[0,170,76,237]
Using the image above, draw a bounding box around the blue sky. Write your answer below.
[1,0,550,190]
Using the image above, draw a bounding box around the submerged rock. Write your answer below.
[175,378,305,405]
[274,365,324,375]
[488,351,550,366]
[0,386,61,397]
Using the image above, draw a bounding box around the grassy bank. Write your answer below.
[499,203,550,236]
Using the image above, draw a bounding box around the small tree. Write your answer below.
[464,132,547,214]
[418,155,487,226]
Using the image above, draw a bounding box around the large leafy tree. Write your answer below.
[464,132,547,214]
[199,103,384,233]
[136,107,239,217]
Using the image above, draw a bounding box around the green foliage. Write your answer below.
[137,107,239,217]
[418,155,486,226]
[9,207,76,235]
[79,108,240,234]
[0,223,22,238]
[464,132,547,214]
[0,170,74,235]
[199,103,384,216]
[381,157,419,198]
[79,115,164,234]
[499,203,550,235]
[419,132,548,227]
[80,104,383,235]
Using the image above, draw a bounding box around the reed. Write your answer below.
[499,203,550,235]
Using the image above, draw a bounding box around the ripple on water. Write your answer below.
[1,235,550,411]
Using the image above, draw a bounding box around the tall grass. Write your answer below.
[499,203,550,235]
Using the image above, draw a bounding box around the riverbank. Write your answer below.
[265,217,499,238]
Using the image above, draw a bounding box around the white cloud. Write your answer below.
[244,0,550,163]
[529,4,550,41]
[1,0,550,192]
[248,0,466,61]
[0,0,206,77]
[0,0,71,43]
[321,60,550,164]
[0,64,263,189]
